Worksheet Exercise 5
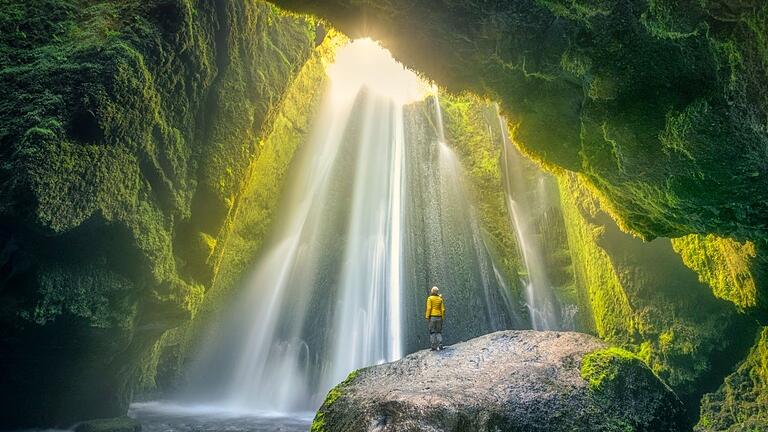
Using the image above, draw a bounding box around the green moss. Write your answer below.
[200,29,345,306]
[23,264,137,329]
[558,172,755,419]
[311,370,360,432]
[558,173,634,340]
[672,235,758,310]
[534,0,611,25]
[697,328,768,431]
[205,30,347,293]
[581,347,643,390]
[437,92,524,286]
[580,346,686,431]
[581,346,690,430]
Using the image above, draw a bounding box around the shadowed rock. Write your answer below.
[312,331,686,432]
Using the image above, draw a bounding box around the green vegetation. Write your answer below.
[311,370,360,432]
[0,0,321,426]
[581,347,646,391]
[558,173,634,339]
[697,327,768,431]
[672,235,760,311]
[437,93,524,288]
[559,172,756,419]
[204,31,347,312]
[580,346,686,431]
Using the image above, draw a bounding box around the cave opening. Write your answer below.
[3,1,766,431]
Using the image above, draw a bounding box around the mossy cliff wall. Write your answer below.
[697,327,768,431]
[558,171,762,427]
[136,31,346,396]
[0,0,323,427]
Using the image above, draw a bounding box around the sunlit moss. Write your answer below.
[697,328,768,431]
[437,92,524,284]
[558,173,634,340]
[672,234,758,310]
[311,370,360,432]
[581,347,643,390]
[580,346,686,431]
[558,172,755,416]
[204,30,347,313]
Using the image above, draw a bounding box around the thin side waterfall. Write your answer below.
[433,94,519,331]
[497,110,561,330]
[399,94,522,352]
[438,140,518,330]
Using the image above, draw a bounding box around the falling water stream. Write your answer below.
[130,40,539,430]
[497,109,560,330]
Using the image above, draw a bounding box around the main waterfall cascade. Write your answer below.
[183,40,535,414]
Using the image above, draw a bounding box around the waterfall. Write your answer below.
[183,40,520,415]
[186,86,407,413]
[399,95,523,352]
[497,109,561,330]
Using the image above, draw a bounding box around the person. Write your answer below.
[425,286,445,351]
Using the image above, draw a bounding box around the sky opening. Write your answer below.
[325,38,431,105]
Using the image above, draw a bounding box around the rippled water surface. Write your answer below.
[129,402,312,432]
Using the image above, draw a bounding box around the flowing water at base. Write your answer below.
[128,402,312,432]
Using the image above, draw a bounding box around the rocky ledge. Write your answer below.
[311,331,686,432]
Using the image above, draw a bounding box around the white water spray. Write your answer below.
[185,42,522,416]
[497,109,560,330]
[185,40,426,414]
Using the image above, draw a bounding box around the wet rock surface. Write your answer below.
[312,331,686,432]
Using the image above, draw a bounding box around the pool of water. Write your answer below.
[129,402,313,432]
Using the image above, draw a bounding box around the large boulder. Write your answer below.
[311,331,686,432]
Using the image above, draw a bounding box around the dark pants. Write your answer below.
[429,317,443,349]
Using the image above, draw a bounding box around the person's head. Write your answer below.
[431,286,439,295]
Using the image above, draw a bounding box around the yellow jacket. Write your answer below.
[425,295,445,319]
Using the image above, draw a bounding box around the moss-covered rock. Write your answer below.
[0,0,321,427]
[672,234,766,313]
[697,327,768,431]
[581,347,687,432]
[558,172,757,421]
[311,370,359,432]
[312,331,687,431]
